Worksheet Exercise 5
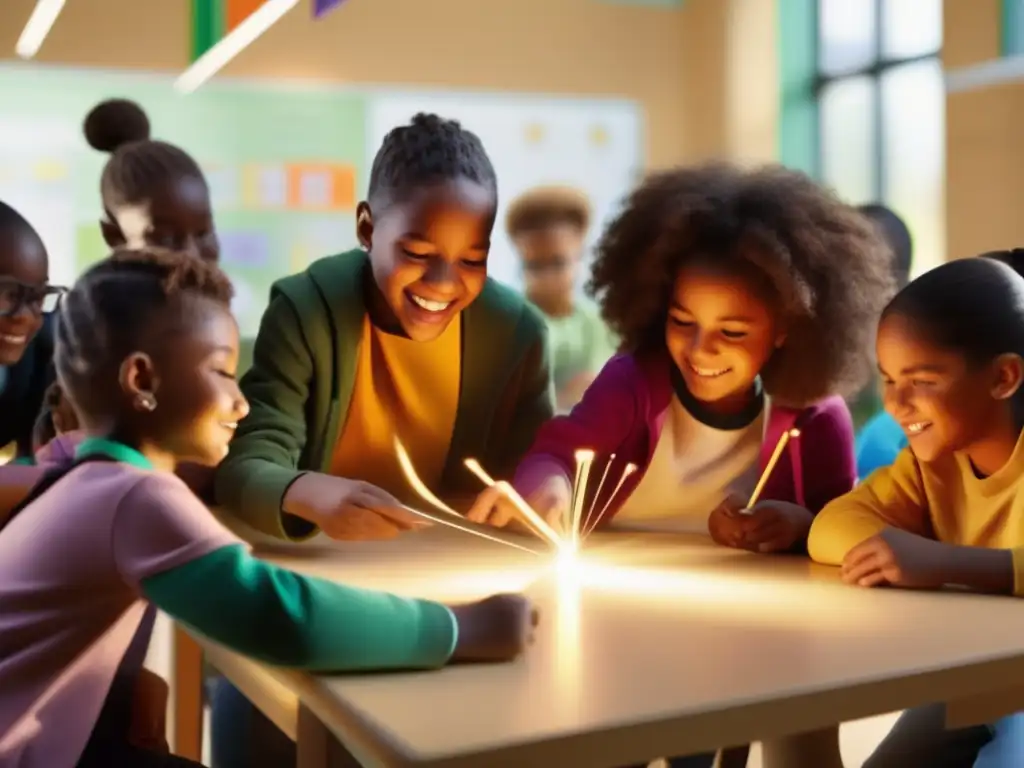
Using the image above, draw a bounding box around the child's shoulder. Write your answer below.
[474,277,547,332]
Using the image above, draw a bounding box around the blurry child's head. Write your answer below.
[0,201,60,366]
[506,186,590,315]
[55,248,247,469]
[858,203,913,288]
[589,163,894,411]
[84,99,219,263]
[357,113,498,342]
[878,255,1024,463]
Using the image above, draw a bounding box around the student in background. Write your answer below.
[809,254,1024,766]
[852,203,914,477]
[506,186,617,411]
[212,113,553,768]
[0,201,64,513]
[470,163,895,768]
[0,248,538,768]
[83,99,219,262]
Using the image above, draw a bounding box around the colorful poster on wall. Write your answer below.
[0,65,367,337]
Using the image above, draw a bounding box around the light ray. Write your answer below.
[464,459,564,549]
[570,450,596,548]
[582,463,637,539]
[401,505,542,556]
[579,453,615,540]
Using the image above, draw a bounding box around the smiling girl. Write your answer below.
[471,163,893,552]
[0,249,538,768]
[809,254,1024,767]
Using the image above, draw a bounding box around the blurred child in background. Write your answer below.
[507,186,617,411]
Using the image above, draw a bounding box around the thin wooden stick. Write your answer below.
[570,450,595,548]
[582,463,637,539]
[464,459,563,548]
[580,453,616,542]
[744,428,800,512]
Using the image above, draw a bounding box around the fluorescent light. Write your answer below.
[15,0,67,59]
[174,0,298,94]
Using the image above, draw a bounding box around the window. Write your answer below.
[815,0,944,273]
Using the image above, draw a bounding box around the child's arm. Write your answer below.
[807,446,931,565]
[142,544,458,669]
[121,474,531,668]
[799,397,858,514]
[214,295,316,539]
[512,355,643,500]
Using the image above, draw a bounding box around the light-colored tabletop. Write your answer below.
[187,526,1024,767]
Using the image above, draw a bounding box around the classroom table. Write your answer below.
[172,527,1024,768]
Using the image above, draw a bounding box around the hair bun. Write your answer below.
[83,99,151,153]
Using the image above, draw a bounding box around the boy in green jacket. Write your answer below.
[210,114,554,767]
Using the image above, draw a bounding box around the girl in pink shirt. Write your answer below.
[0,248,538,768]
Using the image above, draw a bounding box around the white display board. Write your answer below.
[367,92,644,291]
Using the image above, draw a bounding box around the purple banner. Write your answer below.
[313,0,346,18]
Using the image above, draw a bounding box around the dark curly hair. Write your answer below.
[588,163,895,406]
[505,186,591,237]
[56,248,233,416]
[367,113,497,209]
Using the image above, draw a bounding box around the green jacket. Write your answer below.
[214,249,554,541]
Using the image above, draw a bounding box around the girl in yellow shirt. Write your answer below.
[809,252,1024,767]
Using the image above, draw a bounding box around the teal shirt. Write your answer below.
[545,301,617,393]
[79,437,460,671]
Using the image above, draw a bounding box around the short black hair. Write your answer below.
[0,200,45,263]
[367,113,497,209]
[56,248,233,416]
[884,257,1024,370]
[589,163,896,406]
[83,99,208,217]
[858,203,913,287]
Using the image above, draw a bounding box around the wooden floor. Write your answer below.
[148,614,899,768]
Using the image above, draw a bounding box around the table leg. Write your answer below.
[761,726,844,768]
[297,705,364,768]
[171,626,204,761]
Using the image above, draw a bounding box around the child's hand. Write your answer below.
[737,500,814,553]
[841,527,951,589]
[465,477,570,532]
[447,594,539,662]
[283,473,427,540]
[707,493,747,548]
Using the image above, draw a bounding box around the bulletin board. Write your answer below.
[0,63,642,335]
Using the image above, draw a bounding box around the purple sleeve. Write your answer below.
[800,396,857,514]
[513,354,642,499]
[111,473,244,587]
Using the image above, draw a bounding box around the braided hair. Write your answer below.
[367,113,497,209]
[56,248,233,417]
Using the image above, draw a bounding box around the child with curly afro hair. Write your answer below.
[470,162,894,557]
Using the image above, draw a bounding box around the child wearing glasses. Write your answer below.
[507,186,617,411]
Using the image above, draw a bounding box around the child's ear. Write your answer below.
[118,352,160,412]
[100,218,125,249]
[991,353,1024,401]
[355,202,373,252]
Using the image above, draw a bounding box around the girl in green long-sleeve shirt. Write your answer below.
[0,248,536,768]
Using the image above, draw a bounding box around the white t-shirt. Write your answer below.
[614,387,765,533]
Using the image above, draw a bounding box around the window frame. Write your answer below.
[814,0,941,200]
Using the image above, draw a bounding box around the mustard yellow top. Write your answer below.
[808,431,1024,595]
[330,317,461,506]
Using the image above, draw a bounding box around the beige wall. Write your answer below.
[945,0,1024,259]
[0,0,777,169]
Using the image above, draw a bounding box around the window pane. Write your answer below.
[881,0,942,59]
[881,58,945,275]
[820,76,877,205]
[818,0,877,76]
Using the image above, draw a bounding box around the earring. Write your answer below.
[135,393,157,412]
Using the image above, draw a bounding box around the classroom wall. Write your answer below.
[0,0,778,170]
[944,0,1024,259]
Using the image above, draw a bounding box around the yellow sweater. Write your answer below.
[808,432,1024,595]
